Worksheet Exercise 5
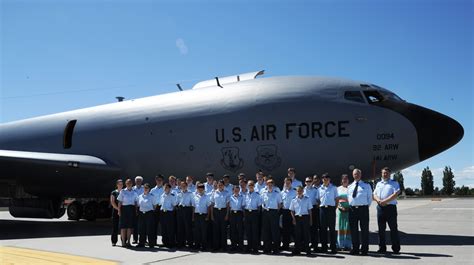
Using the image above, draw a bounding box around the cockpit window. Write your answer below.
[363,90,385,104]
[344,91,365,103]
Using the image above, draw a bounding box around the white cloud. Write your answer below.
[453,166,474,180]
[176,38,188,55]
[400,165,474,189]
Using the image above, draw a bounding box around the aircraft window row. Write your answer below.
[344,91,366,103]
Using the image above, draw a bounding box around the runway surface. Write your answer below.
[1,198,473,264]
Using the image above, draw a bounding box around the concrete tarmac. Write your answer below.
[1,198,473,264]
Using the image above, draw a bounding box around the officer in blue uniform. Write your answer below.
[255,170,266,193]
[244,180,262,253]
[304,176,320,252]
[210,180,230,251]
[192,183,212,251]
[288,168,303,189]
[159,183,177,248]
[347,168,373,255]
[229,185,245,252]
[373,167,401,254]
[137,183,157,248]
[176,181,194,248]
[290,185,313,256]
[318,173,338,254]
[150,175,164,245]
[261,179,282,254]
[186,175,196,193]
[280,177,296,251]
[205,173,215,195]
[223,174,233,193]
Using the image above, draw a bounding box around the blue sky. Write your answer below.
[1,0,472,188]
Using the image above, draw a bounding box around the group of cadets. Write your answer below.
[110,167,401,256]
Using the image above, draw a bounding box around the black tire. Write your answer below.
[83,201,98,221]
[67,201,83,221]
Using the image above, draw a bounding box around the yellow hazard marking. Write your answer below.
[0,246,117,265]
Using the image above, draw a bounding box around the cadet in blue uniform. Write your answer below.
[110,179,123,246]
[210,180,230,251]
[261,179,282,254]
[373,167,401,254]
[288,168,303,189]
[229,185,245,252]
[150,175,164,245]
[192,183,212,251]
[168,175,180,195]
[137,183,157,248]
[223,174,233,194]
[244,180,262,253]
[304,176,320,252]
[290,185,313,256]
[205,173,215,195]
[280,177,296,251]
[159,183,177,248]
[132,176,144,244]
[255,170,266,193]
[186,175,196,193]
[347,168,373,255]
[176,181,194,248]
[117,178,138,247]
[318,173,338,254]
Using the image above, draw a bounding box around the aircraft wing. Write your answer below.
[0,150,122,197]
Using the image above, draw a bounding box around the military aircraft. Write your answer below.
[0,70,464,220]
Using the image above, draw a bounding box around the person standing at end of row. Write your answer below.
[280,177,296,251]
[318,173,338,254]
[261,179,282,254]
[347,168,372,256]
[373,167,401,254]
[110,179,123,246]
[290,186,312,256]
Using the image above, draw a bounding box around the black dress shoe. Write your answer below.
[377,248,386,254]
[392,250,401,255]
[291,251,300,256]
[136,244,145,248]
[360,251,368,256]
[330,249,337,254]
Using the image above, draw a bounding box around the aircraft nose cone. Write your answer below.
[406,103,464,161]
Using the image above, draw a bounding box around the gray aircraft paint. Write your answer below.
[0,74,462,198]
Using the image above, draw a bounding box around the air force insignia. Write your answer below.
[221,147,244,172]
[255,144,282,171]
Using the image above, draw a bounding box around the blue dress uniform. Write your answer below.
[291,179,303,189]
[192,192,212,250]
[188,183,196,193]
[374,179,401,253]
[255,182,266,193]
[318,184,338,253]
[111,189,120,245]
[205,182,214,195]
[280,187,296,249]
[261,189,282,253]
[150,185,164,242]
[176,190,194,248]
[137,193,157,247]
[210,190,230,250]
[117,188,138,229]
[244,191,262,253]
[159,192,177,248]
[304,186,320,251]
[132,185,144,242]
[229,193,245,251]
[290,195,313,255]
[347,180,373,255]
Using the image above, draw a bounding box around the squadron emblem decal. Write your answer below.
[255,144,282,171]
[220,147,244,172]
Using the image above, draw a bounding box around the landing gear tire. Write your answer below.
[67,201,83,221]
[83,201,98,221]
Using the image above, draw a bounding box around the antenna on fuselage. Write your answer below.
[176,84,183,91]
[215,77,223,88]
[116,96,125,102]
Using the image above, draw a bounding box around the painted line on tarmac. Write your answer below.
[144,253,198,264]
[0,246,117,265]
